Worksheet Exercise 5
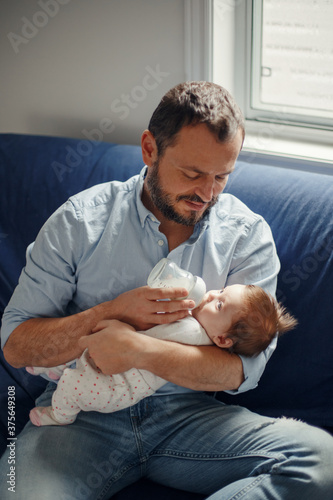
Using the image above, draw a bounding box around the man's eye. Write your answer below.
[185,173,199,180]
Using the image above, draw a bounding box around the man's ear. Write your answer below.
[212,335,234,349]
[141,129,158,166]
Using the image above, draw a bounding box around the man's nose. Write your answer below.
[195,178,215,202]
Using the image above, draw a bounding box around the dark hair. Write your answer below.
[148,81,245,157]
[227,285,298,357]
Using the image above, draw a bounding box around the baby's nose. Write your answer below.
[206,290,219,302]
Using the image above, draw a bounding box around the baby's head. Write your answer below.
[192,284,297,357]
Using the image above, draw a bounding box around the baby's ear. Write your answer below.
[212,335,234,349]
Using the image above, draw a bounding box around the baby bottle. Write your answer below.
[147,258,206,308]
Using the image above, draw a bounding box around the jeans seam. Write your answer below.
[150,449,285,461]
[131,414,148,475]
[228,474,267,500]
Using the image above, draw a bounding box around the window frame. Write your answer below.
[245,0,333,130]
[184,0,333,166]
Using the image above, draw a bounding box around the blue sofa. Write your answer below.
[1,133,332,499]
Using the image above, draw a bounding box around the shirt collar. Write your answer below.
[136,166,153,228]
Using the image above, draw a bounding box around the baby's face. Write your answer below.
[192,284,246,341]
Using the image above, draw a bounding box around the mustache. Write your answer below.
[176,194,218,205]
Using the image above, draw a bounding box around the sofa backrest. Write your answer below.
[222,160,333,430]
[0,133,144,315]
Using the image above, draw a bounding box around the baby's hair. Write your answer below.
[227,285,297,357]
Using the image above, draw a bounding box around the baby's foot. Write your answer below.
[26,366,42,376]
[46,369,63,380]
[29,406,65,426]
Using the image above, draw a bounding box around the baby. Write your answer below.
[28,283,297,426]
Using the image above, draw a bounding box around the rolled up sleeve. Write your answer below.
[224,215,280,393]
[1,200,81,348]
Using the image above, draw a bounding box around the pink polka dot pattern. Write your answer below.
[50,349,166,424]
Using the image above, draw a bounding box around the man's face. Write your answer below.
[144,123,243,226]
[146,158,217,226]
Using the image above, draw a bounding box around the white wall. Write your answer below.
[0,0,186,145]
[212,0,236,96]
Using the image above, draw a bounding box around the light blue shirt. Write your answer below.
[1,167,280,395]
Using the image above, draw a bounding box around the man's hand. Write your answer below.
[110,285,195,330]
[78,319,145,374]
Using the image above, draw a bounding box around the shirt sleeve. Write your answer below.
[223,216,280,394]
[226,335,278,395]
[226,216,280,296]
[1,200,81,348]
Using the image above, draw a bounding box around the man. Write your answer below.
[1,82,333,498]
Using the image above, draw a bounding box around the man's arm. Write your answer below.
[140,338,244,391]
[3,287,194,369]
[79,320,244,392]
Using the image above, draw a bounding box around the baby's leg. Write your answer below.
[104,368,167,411]
[29,406,72,426]
[29,378,81,426]
[29,355,92,426]
[52,351,166,415]
[29,350,116,425]
[29,350,168,426]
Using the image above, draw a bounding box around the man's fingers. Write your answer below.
[151,298,195,313]
[146,286,189,301]
[91,320,111,333]
[78,335,90,350]
[145,286,195,312]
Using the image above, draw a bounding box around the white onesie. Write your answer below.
[29,316,212,425]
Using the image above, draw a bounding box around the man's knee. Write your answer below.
[273,418,333,495]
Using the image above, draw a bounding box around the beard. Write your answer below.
[146,160,218,227]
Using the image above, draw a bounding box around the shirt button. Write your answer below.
[158,239,164,246]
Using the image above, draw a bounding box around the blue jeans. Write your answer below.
[1,383,333,499]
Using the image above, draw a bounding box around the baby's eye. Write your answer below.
[217,301,223,311]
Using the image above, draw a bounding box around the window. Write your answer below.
[185,0,333,165]
[248,0,333,130]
